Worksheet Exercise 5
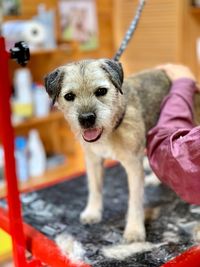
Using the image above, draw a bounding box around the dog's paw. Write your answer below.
[123,226,146,243]
[80,208,102,224]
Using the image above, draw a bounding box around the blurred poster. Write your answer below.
[1,0,21,15]
[58,0,98,51]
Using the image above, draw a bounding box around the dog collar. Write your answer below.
[114,108,126,130]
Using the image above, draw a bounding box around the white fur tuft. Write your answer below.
[193,223,200,242]
[56,233,86,263]
[102,242,166,260]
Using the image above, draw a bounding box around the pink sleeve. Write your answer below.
[147,78,200,204]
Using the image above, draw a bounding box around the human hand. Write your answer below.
[156,63,200,92]
[156,63,196,81]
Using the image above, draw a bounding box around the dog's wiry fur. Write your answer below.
[45,59,171,243]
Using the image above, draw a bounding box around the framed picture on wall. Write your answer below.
[1,0,21,15]
[58,0,98,51]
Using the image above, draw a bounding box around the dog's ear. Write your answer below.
[44,67,65,105]
[101,59,124,94]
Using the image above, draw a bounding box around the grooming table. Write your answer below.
[1,35,200,267]
[1,164,200,267]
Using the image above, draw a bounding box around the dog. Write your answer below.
[44,59,171,243]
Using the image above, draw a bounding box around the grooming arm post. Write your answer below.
[0,37,41,267]
[0,36,27,267]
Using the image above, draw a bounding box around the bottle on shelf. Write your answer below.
[33,83,51,118]
[27,129,46,177]
[12,68,33,123]
[15,136,29,182]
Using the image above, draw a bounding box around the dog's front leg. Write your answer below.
[80,149,104,224]
[122,153,145,243]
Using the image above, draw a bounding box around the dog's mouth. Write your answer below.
[82,128,103,143]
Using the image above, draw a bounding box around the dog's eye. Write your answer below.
[95,87,108,97]
[64,92,76,101]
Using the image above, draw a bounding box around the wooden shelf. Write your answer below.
[190,6,200,13]
[30,48,59,55]
[0,142,85,198]
[0,138,115,198]
[13,110,76,157]
[3,15,31,21]
[29,42,78,56]
[14,111,64,129]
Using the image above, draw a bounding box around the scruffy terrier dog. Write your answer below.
[45,59,171,243]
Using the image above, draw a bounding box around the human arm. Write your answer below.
[147,65,200,204]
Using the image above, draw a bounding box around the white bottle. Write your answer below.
[14,68,33,104]
[36,4,56,49]
[27,130,46,177]
[33,83,51,117]
[13,68,33,120]
[15,137,29,182]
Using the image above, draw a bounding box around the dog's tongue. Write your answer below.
[83,128,102,142]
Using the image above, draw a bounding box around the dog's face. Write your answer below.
[44,59,124,143]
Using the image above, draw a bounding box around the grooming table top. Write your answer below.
[0,164,199,267]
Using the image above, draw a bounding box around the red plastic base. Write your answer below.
[161,245,200,267]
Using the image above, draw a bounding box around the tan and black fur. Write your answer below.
[44,59,171,243]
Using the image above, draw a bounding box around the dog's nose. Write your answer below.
[78,112,96,128]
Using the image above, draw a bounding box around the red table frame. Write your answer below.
[0,35,200,267]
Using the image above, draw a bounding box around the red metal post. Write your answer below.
[0,36,27,267]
